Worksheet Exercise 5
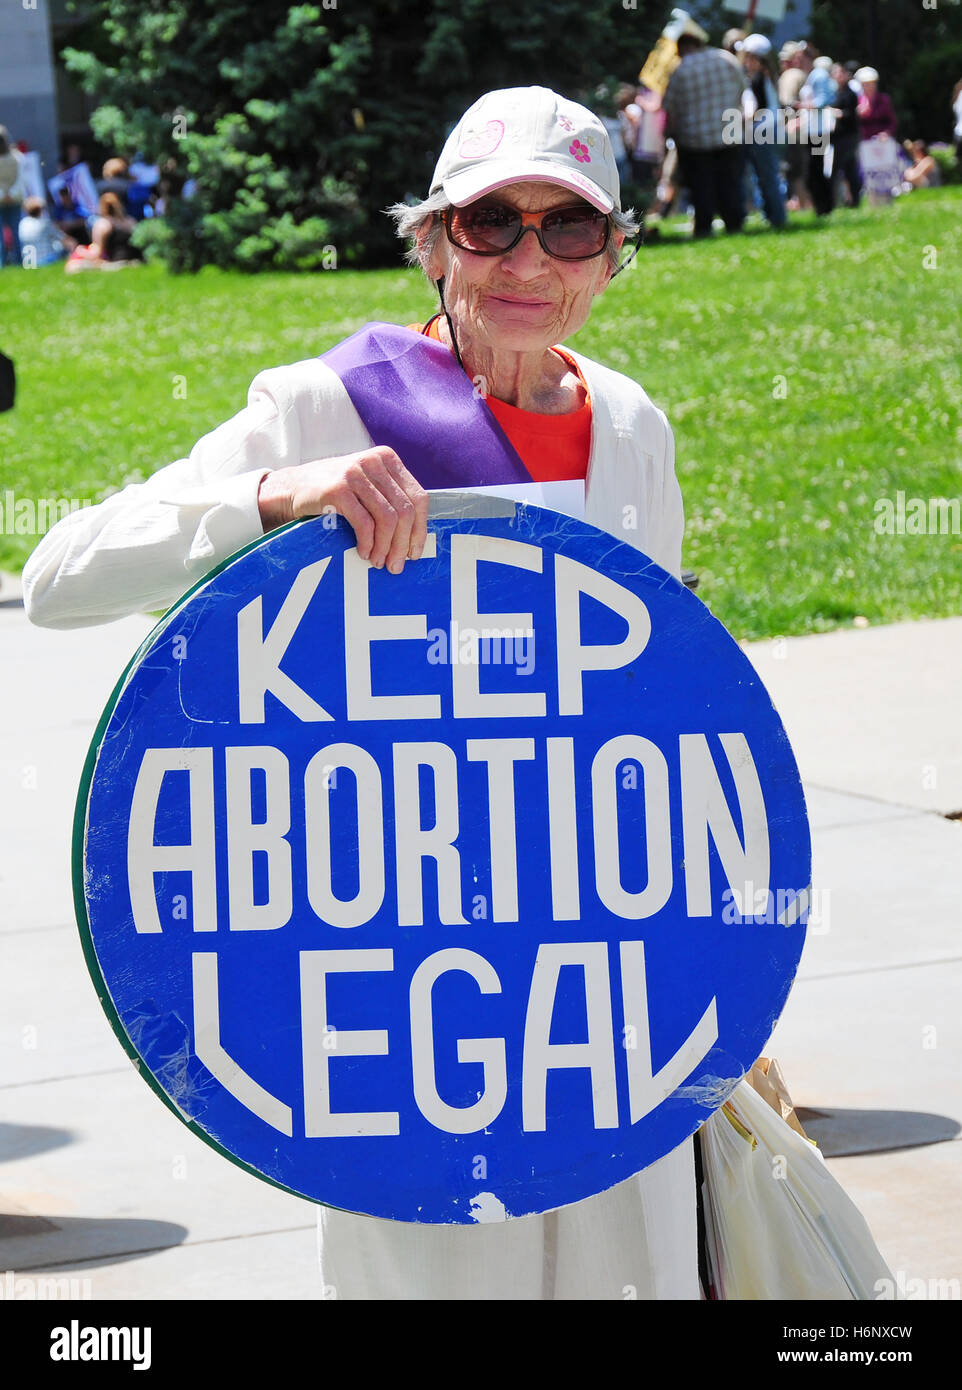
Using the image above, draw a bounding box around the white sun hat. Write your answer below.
[854,66,879,82]
[430,87,621,214]
[739,34,772,56]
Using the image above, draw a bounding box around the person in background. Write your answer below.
[66,191,142,272]
[830,62,862,207]
[777,42,806,106]
[722,28,746,56]
[91,191,140,261]
[622,84,666,194]
[953,78,962,162]
[844,60,863,98]
[0,124,25,268]
[739,34,786,230]
[19,196,70,264]
[596,83,632,190]
[125,155,161,220]
[855,67,900,202]
[661,30,746,238]
[780,42,810,211]
[96,156,134,210]
[899,140,940,191]
[52,184,89,245]
[152,157,188,219]
[856,68,897,140]
[649,143,679,222]
[797,48,837,217]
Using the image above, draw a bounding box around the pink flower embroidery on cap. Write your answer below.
[458,120,505,159]
[569,139,591,163]
[558,115,575,132]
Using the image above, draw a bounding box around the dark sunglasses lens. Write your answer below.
[541,208,609,258]
[448,205,520,252]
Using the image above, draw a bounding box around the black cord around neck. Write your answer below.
[611,236,641,277]
[434,277,466,373]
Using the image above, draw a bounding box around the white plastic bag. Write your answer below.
[700,1078,893,1300]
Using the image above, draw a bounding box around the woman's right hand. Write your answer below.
[257,446,430,575]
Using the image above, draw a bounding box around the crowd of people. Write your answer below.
[1,34,960,271]
[0,134,185,272]
[596,26,959,240]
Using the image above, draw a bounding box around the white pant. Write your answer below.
[316,1138,699,1300]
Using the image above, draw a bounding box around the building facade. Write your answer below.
[0,0,96,185]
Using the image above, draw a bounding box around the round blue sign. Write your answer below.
[76,501,810,1223]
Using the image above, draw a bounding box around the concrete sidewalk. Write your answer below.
[1,584,960,1299]
[743,620,962,1292]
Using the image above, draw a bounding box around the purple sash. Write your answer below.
[320,321,533,490]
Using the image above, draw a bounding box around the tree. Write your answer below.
[62,0,666,272]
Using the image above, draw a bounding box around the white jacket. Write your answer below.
[23,346,683,629]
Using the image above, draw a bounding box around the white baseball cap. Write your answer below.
[854,66,879,83]
[738,33,772,56]
[429,87,620,214]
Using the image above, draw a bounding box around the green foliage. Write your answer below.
[60,0,664,272]
[931,142,961,183]
[678,0,771,46]
[898,39,962,145]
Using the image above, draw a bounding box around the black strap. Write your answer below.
[693,1128,714,1299]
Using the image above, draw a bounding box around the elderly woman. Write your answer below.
[855,67,897,140]
[23,87,693,1301]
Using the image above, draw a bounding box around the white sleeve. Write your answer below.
[22,370,304,630]
[645,409,685,583]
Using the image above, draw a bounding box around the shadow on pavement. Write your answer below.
[0,1215,189,1271]
[0,1122,76,1161]
[797,1107,961,1157]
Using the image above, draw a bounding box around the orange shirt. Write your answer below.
[409,318,592,482]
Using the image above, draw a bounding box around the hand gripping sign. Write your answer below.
[76,498,810,1224]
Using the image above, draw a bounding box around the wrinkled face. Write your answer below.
[422,182,620,357]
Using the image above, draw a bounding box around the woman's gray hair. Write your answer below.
[386,190,640,275]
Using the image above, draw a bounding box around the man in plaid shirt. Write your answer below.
[662,33,746,238]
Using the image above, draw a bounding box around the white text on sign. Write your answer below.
[122,537,774,1138]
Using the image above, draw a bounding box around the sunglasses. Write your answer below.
[441,201,612,261]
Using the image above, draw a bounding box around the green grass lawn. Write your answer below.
[1,188,959,639]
